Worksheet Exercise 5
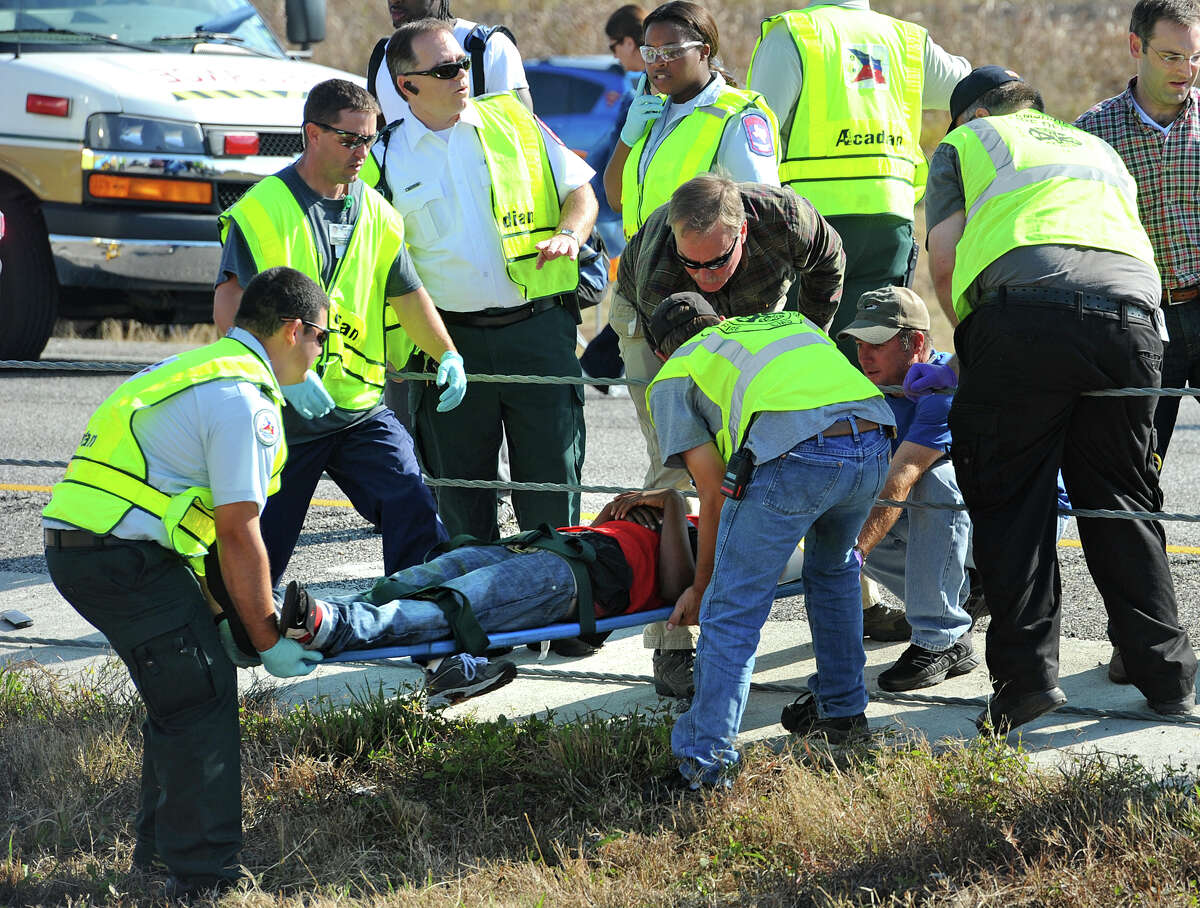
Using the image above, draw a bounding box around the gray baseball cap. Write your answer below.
[837,286,930,344]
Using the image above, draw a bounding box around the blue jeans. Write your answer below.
[316,545,577,655]
[259,408,447,585]
[862,460,972,651]
[672,426,891,785]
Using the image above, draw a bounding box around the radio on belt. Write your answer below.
[720,449,753,500]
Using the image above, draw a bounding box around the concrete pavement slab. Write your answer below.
[4,571,1197,775]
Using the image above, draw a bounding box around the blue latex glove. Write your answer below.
[216,617,260,669]
[620,75,666,146]
[436,350,467,412]
[259,637,324,678]
[902,361,958,401]
[280,370,335,419]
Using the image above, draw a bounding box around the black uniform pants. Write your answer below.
[44,539,242,883]
[949,298,1196,704]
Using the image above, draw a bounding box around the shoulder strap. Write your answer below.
[366,37,388,101]
[463,24,516,97]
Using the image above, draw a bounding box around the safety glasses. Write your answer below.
[281,316,330,346]
[307,121,378,150]
[403,56,472,79]
[639,40,703,64]
[674,234,738,271]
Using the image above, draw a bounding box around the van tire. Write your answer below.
[0,195,58,361]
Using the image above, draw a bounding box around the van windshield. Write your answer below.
[0,0,286,56]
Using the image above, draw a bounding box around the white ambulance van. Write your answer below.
[0,0,356,358]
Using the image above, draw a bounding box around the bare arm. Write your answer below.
[213,500,280,653]
[666,441,726,629]
[514,86,534,112]
[927,211,965,326]
[655,489,696,603]
[387,287,457,360]
[603,140,632,213]
[856,441,945,556]
[535,183,599,268]
[213,276,244,335]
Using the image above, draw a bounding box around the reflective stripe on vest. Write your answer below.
[944,109,1156,321]
[647,313,883,461]
[42,337,287,563]
[218,175,410,411]
[473,92,579,300]
[620,87,779,239]
[749,6,926,217]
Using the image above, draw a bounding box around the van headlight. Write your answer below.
[86,114,206,154]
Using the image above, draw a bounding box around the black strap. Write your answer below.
[366,37,388,101]
[415,587,492,656]
[462,24,516,97]
[369,118,404,203]
[203,550,257,658]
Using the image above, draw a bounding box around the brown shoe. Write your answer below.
[862,602,911,642]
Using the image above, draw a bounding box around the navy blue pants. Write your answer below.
[260,408,447,584]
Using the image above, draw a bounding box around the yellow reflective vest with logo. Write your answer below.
[646,312,882,461]
[944,109,1156,321]
[749,5,926,217]
[471,92,579,299]
[620,86,779,239]
[42,337,287,567]
[219,175,410,411]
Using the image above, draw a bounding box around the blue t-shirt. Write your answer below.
[886,350,954,455]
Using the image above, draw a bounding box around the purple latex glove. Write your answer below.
[903,361,958,401]
[852,546,865,570]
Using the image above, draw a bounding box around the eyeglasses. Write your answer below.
[402,56,472,79]
[608,38,621,53]
[675,234,739,271]
[1146,43,1200,68]
[639,40,703,64]
[307,121,378,150]
[281,316,330,345]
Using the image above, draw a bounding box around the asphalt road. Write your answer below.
[4,337,1200,645]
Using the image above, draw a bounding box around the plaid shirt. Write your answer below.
[1075,80,1200,292]
[615,184,845,330]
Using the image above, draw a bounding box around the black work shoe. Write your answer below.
[878,638,980,692]
[652,648,695,698]
[1148,690,1197,716]
[780,690,867,742]
[976,686,1067,735]
[163,873,239,901]
[862,602,911,642]
[1107,646,1130,684]
[425,654,517,706]
[526,636,600,658]
[964,569,988,630]
[279,580,321,646]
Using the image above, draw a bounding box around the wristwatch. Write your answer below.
[557,227,579,242]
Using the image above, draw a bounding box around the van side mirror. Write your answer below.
[285,0,326,47]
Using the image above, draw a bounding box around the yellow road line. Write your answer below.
[6,482,1200,554]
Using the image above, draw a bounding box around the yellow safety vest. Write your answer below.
[944,109,1157,321]
[620,86,779,239]
[472,92,579,300]
[43,337,287,567]
[647,312,882,461]
[218,175,410,411]
[748,5,926,217]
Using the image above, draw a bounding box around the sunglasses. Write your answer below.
[308,121,378,150]
[639,40,703,64]
[281,315,330,346]
[675,234,739,271]
[402,56,472,79]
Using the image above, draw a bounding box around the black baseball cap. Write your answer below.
[949,65,1025,131]
[646,291,718,353]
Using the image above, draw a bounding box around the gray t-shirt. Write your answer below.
[648,357,895,468]
[217,165,424,443]
[925,143,1160,311]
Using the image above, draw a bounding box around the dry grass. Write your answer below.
[3,660,1200,906]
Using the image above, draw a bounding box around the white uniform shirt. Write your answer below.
[375,19,528,125]
[45,328,283,546]
[747,0,971,129]
[380,100,594,312]
[637,74,780,186]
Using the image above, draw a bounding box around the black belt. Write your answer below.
[44,528,120,548]
[980,286,1154,325]
[1164,285,1200,305]
[438,294,569,329]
